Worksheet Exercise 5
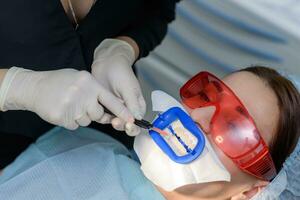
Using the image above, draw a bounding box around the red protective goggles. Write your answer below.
[180,71,277,181]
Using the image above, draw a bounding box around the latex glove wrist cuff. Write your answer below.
[93,39,136,69]
[0,67,33,111]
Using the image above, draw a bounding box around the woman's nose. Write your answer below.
[190,106,216,133]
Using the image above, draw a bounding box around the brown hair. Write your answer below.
[240,66,300,172]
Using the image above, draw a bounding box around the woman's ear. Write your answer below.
[231,180,269,200]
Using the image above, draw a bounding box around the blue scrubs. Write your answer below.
[0,127,165,200]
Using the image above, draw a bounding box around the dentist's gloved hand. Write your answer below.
[0,67,134,130]
[91,38,146,136]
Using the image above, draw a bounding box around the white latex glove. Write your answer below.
[91,39,146,136]
[0,67,134,130]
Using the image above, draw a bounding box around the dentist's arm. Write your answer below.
[90,0,179,136]
[120,0,179,58]
[0,67,134,130]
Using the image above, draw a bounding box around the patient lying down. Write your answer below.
[0,66,299,200]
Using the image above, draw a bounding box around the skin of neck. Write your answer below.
[154,179,256,200]
[156,184,232,200]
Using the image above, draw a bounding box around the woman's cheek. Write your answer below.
[182,103,193,114]
[206,134,239,175]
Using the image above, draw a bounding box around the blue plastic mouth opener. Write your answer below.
[149,107,206,164]
[104,106,205,164]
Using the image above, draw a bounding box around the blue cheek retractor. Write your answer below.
[149,107,205,164]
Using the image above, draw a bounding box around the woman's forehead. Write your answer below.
[221,72,279,144]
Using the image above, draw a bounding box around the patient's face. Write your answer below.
[174,71,279,199]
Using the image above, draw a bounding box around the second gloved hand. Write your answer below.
[0,67,134,130]
[91,38,146,136]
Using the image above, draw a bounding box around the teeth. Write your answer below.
[163,120,198,156]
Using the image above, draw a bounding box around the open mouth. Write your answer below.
[161,120,198,156]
